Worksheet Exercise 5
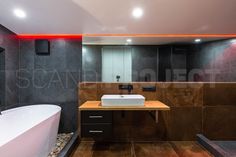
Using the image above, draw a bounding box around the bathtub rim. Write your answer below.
[0,104,61,148]
[1,104,61,115]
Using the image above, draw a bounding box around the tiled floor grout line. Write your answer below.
[72,140,213,157]
[168,141,181,157]
[131,141,137,157]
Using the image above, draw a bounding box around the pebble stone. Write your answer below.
[48,133,73,157]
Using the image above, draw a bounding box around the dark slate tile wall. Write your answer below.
[158,46,172,81]
[132,46,158,82]
[0,46,5,108]
[82,45,102,82]
[0,24,19,108]
[190,39,236,82]
[19,38,82,133]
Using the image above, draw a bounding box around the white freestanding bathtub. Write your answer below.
[0,105,61,157]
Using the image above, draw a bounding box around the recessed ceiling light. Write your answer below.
[194,39,201,43]
[13,8,26,18]
[132,7,143,18]
[126,39,132,43]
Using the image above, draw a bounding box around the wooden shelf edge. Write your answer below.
[79,101,170,111]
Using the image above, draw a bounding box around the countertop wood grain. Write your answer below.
[79,101,170,111]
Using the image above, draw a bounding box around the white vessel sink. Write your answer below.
[101,94,145,106]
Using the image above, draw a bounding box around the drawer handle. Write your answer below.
[89,115,103,118]
[89,130,103,133]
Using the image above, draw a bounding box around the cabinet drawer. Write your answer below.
[81,124,112,138]
[81,111,112,123]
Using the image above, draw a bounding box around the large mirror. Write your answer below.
[82,36,236,82]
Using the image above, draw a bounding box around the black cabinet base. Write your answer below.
[81,111,113,139]
[81,124,112,138]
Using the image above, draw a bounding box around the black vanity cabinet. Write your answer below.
[81,111,113,138]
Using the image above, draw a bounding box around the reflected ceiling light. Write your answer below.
[82,47,86,52]
[231,39,236,43]
[126,38,132,43]
[13,8,26,18]
[194,38,201,43]
[132,7,143,18]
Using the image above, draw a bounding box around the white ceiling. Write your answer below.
[1,0,236,35]
[83,37,228,45]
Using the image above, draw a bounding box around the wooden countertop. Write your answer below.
[79,101,170,111]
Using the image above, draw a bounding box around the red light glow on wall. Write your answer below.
[18,34,83,39]
[18,34,236,39]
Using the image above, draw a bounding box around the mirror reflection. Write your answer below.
[82,37,236,82]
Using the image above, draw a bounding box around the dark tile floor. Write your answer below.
[71,141,212,157]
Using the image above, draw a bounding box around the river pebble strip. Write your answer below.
[48,133,73,157]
